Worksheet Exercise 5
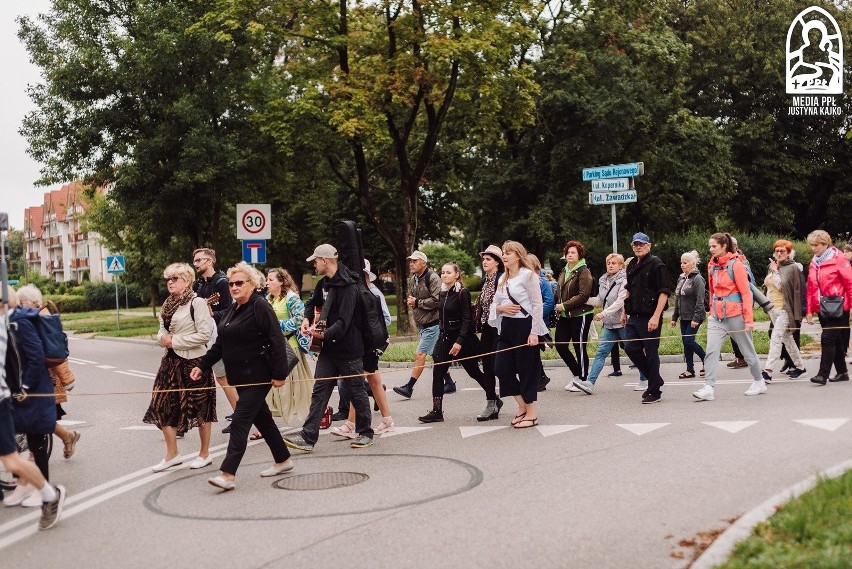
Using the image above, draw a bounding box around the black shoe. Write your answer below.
[176,430,186,439]
[787,367,807,379]
[372,399,379,412]
[418,409,444,423]
[393,384,413,399]
[608,370,623,377]
[537,373,551,392]
[761,370,772,383]
[443,381,457,394]
[779,362,791,373]
[810,375,827,385]
[331,410,349,422]
[628,364,638,369]
[222,424,232,434]
[641,392,662,404]
[642,390,649,398]
[829,372,849,383]
[225,414,233,422]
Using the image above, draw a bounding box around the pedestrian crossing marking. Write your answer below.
[381,426,432,438]
[536,424,587,437]
[616,423,670,436]
[97,365,116,369]
[57,420,86,427]
[793,418,849,432]
[116,371,155,378]
[703,421,758,433]
[68,357,98,364]
[460,426,508,438]
[122,425,160,431]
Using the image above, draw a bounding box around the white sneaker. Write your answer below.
[22,491,43,507]
[3,482,34,507]
[565,382,582,392]
[573,380,594,394]
[330,420,358,439]
[693,385,715,401]
[633,380,648,392]
[374,418,395,435]
[744,380,767,396]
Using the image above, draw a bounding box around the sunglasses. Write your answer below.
[228,280,246,288]
[163,276,181,283]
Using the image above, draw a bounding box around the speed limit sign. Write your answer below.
[236,204,271,240]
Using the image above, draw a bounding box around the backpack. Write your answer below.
[354,275,390,354]
[707,257,772,315]
[35,301,70,365]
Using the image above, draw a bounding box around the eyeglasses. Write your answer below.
[774,249,788,253]
[632,242,649,247]
[164,276,181,283]
[193,258,211,265]
[228,280,246,288]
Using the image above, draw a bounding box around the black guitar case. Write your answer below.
[337,220,365,277]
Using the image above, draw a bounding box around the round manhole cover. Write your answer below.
[273,472,369,491]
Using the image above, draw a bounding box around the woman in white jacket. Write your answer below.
[143,262,217,472]
[489,241,548,429]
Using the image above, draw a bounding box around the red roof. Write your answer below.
[24,206,45,239]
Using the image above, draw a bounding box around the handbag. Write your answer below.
[471,302,483,334]
[819,295,844,319]
[506,290,552,350]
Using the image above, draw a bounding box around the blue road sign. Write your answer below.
[582,162,644,181]
[242,240,267,264]
[106,255,126,274]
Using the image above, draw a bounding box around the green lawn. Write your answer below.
[716,471,852,568]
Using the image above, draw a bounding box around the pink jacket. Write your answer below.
[707,252,754,323]
[806,247,852,315]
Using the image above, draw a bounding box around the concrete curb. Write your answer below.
[691,457,852,569]
[70,333,159,347]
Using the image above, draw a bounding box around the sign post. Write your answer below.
[106,255,126,330]
[582,163,644,253]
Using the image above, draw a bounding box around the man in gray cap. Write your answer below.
[392,250,453,398]
[284,244,374,451]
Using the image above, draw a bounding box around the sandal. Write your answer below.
[513,418,539,429]
[511,413,526,426]
[249,432,264,441]
[699,368,705,377]
[678,371,696,379]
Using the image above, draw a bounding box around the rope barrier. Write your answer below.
[12,321,846,399]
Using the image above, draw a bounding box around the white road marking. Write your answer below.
[57,420,87,427]
[459,426,508,438]
[96,365,116,369]
[68,357,98,364]
[616,423,670,436]
[536,424,587,437]
[703,421,758,433]
[625,380,753,387]
[127,369,156,377]
[115,370,155,378]
[121,425,160,431]
[793,418,849,432]
[380,426,432,438]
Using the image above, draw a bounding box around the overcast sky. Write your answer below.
[1,0,53,230]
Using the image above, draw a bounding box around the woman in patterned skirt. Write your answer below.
[262,268,314,430]
[144,262,217,472]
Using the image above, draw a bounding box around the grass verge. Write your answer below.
[716,471,852,568]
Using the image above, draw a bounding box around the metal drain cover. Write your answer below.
[273,472,369,491]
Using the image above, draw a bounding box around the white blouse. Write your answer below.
[488,267,549,336]
[157,296,213,359]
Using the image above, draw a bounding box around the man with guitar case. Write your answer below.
[284,241,375,451]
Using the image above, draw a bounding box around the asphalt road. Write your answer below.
[1,336,850,568]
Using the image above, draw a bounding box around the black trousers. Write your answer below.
[495,317,540,404]
[555,314,593,379]
[477,324,499,400]
[220,384,290,475]
[432,332,485,398]
[26,434,51,481]
[817,312,850,377]
[301,355,373,445]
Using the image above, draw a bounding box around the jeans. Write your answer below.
[588,327,626,384]
[702,315,762,387]
[220,385,290,475]
[680,319,706,372]
[624,315,663,395]
[817,312,850,377]
[301,355,373,445]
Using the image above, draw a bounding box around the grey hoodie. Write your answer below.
[590,269,626,329]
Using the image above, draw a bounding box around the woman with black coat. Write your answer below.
[191,262,295,491]
[419,264,487,423]
[473,245,504,421]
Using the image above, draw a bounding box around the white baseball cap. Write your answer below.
[363,259,377,282]
[306,243,338,262]
[407,250,428,263]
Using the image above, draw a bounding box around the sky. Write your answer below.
[1,0,53,230]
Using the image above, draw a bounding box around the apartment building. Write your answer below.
[23,182,113,283]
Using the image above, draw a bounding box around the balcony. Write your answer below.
[71,258,89,269]
[68,231,88,243]
[27,252,41,261]
[48,260,64,271]
[45,236,62,248]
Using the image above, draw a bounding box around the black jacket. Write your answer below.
[438,287,473,347]
[625,254,671,317]
[304,265,364,360]
[194,270,232,315]
[199,292,289,385]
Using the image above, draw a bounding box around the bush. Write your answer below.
[462,275,482,291]
[420,243,478,277]
[44,295,87,313]
[83,281,148,310]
